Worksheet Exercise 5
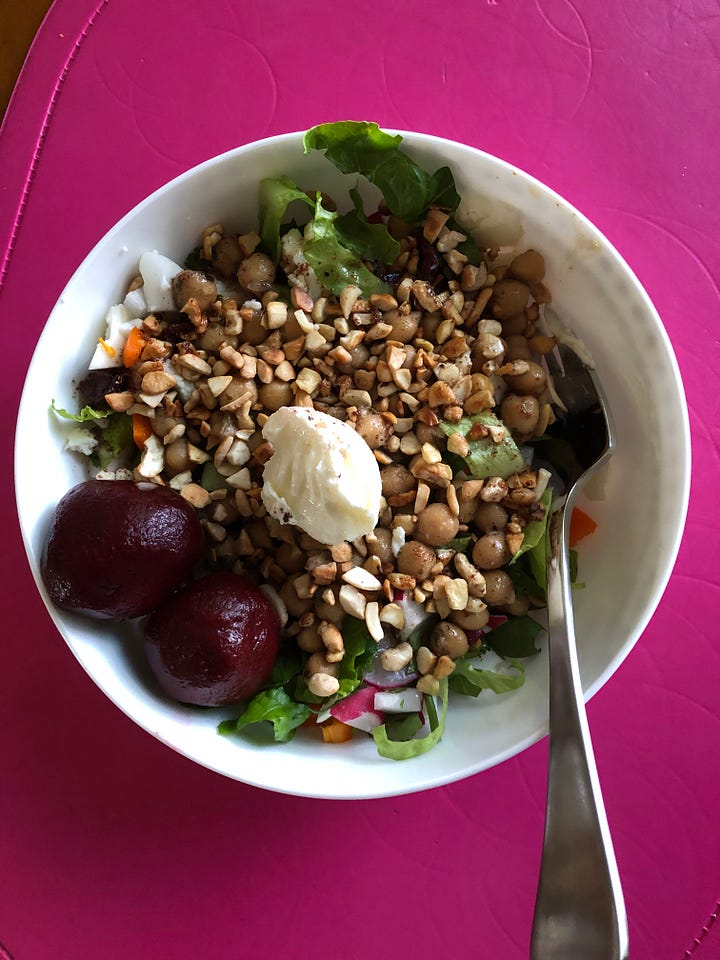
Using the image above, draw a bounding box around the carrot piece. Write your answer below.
[123,326,147,367]
[320,718,353,744]
[569,507,597,547]
[132,414,153,449]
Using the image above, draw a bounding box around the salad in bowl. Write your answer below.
[39,122,582,760]
[17,121,687,796]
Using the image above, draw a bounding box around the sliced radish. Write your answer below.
[363,664,418,689]
[374,688,423,713]
[329,685,384,732]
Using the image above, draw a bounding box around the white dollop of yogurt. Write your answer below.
[261,407,382,546]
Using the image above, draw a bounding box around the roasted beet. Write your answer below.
[77,369,131,407]
[143,572,281,706]
[41,479,204,619]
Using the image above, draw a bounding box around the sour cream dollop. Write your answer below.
[261,407,382,546]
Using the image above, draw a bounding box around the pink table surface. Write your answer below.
[1,1,718,957]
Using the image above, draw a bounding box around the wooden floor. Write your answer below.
[0,0,55,117]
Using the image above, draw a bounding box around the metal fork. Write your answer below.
[530,342,629,960]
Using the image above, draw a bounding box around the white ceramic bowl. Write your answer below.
[15,130,690,799]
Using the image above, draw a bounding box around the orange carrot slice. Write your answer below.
[131,413,153,449]
[569,507,597,547]
[320,718,353,743]
[123,326,147,367]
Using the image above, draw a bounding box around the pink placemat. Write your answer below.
[2,1,718,957]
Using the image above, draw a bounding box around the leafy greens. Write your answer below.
[439,412,526,480]
[304,121,460,222]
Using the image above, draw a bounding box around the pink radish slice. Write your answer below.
[329,684,384,732]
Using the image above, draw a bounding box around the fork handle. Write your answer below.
[530,509,629,960]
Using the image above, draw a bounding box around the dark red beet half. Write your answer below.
[41,479,204,620]
[143,571,281,706]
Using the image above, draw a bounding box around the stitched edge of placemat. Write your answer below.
[0,0,110,291]
[684,897,720,958]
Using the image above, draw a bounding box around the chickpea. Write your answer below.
[482,570,516,606]
[450,607,490,634]
[164,438,190,476]
[171,270,217,311]
[304,652,340,679]
[508,249,546,284]
[334,342,370,377]
[397,540,436,580]
[491,279,531,320]
[385,309,420,343]
[471,335,505,371]
[402,346,418,371]
[381,463,415,497]
[500,394,540,436]
[237,252,276,293]
[415,503,460,547]
[259,380,293,412]
[504,334,532,362]
[504,360,547,396]
[245,519,272,551]
[314,592,344,625]
[280,310,305,341]
[472,531,511,569]
[239,311,268,346]
[414,422,439,446]
[197,324,237,354]
[474,502,508,533]
[348,343,370,368]
[501,593,530,617]
[208,409,245,442]
[279,580,313,618]
[420,311,441,342]
[219,377,257,408]
[501,314,530,337]
[367,527,394,566]
[355,411,392,449]
[275,541,306,574]
[297,624,323,653]
[429,621,469,659]
[211,235,242,279]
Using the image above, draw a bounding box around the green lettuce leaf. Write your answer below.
[200,462,228,492]
[258,175,314,260]
[303,194,388,295]
[338,617,376,682]
[289,617,375,707]
[510,488,553,565]
[218,688,311,743]
[382,712,424,742]
[51,400,109,422]
[372,677,449,760]
[304,121,460,222]
[449,657,526,697]
[440,412,526,480]
[335,187,400,263]
[507,558,546,603]
[485,615,544,658]
[94,413,134,468]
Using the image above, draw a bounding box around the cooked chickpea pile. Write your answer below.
[92,207,557,700]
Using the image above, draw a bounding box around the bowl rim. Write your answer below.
[14,127,692,798]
